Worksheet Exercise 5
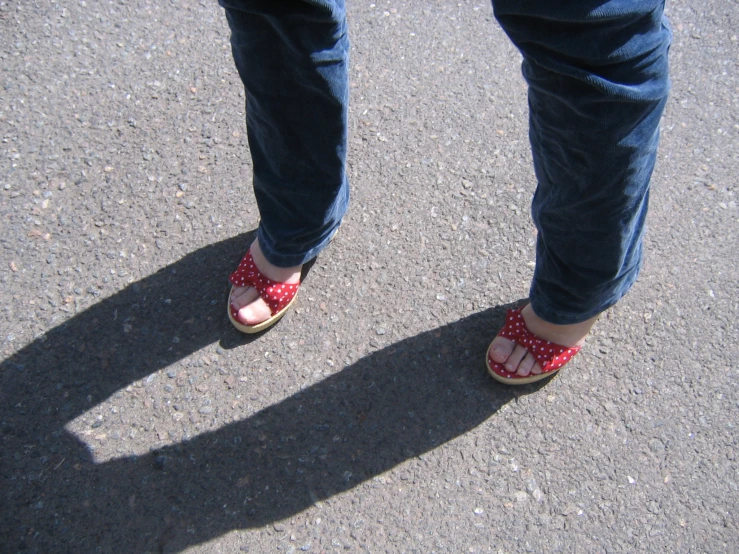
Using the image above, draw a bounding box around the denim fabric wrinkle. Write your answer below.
[493,0,670,324]
[221,0,671,323]
[222,0,349,268]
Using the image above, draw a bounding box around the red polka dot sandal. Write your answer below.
[227,249,300,334]
[486,307,581,385]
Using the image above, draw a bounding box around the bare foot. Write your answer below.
[230,239,301,326]
[488,304,598,377]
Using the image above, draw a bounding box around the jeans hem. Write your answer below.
[528,295,615,325]
[257,220,342,268]
[528,273,638,325]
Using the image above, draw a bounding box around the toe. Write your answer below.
[504,344,528,373]
[231,286,259,310]
[489,337,515,364]
[516,352,537,377]
[231,287,272,326]
[237,299,272,325]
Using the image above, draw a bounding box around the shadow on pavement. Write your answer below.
[0,235,543,553]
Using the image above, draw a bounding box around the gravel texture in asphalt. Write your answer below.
[1,1,737,553]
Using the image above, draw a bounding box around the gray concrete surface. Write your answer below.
[1,0,737,552]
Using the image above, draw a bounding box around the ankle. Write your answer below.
[251,240,301,283]
[521,304,597,348]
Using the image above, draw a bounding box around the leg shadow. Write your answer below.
[0,235,544,552]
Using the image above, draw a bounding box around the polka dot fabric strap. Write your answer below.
[228,250,299,316]
[495,308,580,373]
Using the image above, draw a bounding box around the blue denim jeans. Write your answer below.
[220,0,350,268]
[220,0,671,325]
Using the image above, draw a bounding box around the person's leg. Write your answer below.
[219,0,349,326]
[488,0,671,379]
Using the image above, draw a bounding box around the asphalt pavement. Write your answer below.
[1,1,737,552]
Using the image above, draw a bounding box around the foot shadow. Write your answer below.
[0,234,547,552]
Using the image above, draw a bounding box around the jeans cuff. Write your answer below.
[257,220,342,268]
